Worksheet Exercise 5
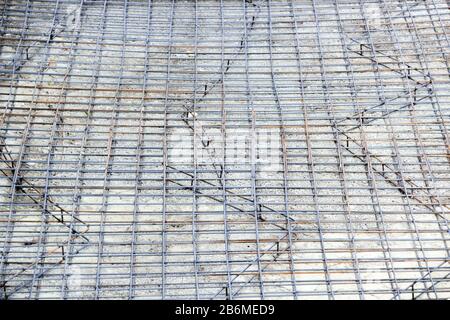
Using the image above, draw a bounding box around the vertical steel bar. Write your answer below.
[244,0,265,299]
[94,0,128,299]
[61,0,108,299]
[191,0,201,300]
[267,0,298,300]
[161,0,176,299]
[129,0,153,300]
[219,0,233,300]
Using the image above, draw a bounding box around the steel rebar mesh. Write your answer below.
[0,0,449,300]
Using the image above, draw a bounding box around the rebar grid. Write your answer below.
[0,0,449,300]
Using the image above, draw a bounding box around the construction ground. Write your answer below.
[0,0,449,299]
